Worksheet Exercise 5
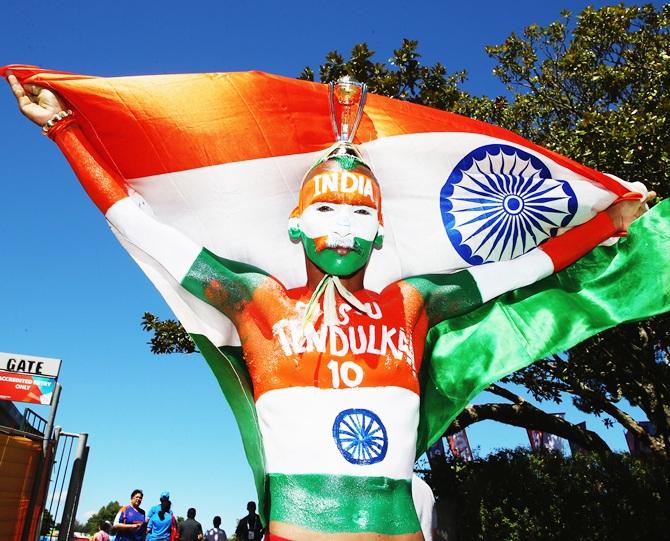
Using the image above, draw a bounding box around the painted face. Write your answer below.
[300,202,379,275]
[290,159,384,276]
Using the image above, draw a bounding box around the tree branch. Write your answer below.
[486,383,528,404]
[448,402,611,453]
[569,380,665,454]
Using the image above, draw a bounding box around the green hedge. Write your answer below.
[425,449,670,541]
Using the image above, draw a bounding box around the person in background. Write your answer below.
[178,508,203,541]
[113,489,146,541]
[146,499,174,541]
[93,521,112,541]
[412,474,437,541]
[235,502,264,541]
[147,491,171,523]
[204,516,227,541]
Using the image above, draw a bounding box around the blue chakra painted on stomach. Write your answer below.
[333,408,388,465]
[440,144,578,265]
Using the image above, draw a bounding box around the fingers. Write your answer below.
[631,191,656,222]
[7,74,26,98]
[7,73,35,111]
[640,191,656,217]
[7,74,47,102]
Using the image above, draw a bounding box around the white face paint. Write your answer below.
[300,202,379,245]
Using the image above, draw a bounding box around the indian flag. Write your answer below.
[1,66,647,341]
[4,65,669,525]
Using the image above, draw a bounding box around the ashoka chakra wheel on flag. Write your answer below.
[332,408,388,465]
[440,144,578,265]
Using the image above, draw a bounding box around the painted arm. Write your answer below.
[60,123,280,321]
[403,199,652,327]
[7,75,280,322]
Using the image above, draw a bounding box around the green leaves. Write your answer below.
[426,449,670,540]
[483,4,670,192]
[83,501,121,534]
[141,312,196,355]
[300,38,467,109]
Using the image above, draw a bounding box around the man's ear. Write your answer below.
[288,216,302,242]
[373,224,384,249]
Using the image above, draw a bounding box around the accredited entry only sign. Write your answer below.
[0,371,56,405]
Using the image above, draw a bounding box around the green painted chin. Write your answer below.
[302,236,374,276]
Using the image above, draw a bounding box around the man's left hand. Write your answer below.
[607,191,657,233]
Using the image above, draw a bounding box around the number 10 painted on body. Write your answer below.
[327,360,364,388]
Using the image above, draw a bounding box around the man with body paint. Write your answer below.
[7,74,652,541]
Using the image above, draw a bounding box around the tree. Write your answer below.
[83,501,121,534]
[142,312,196,354]
[501,314,670,456]
[142,4,670,455]
[41,509,56,536]
[450,3,670,457]
[425,448,670,540]
[480,4,670,194]
[298,39,467,112]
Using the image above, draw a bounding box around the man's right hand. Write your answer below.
[7,73,64,126]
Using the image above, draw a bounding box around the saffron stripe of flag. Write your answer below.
[0,64,637,190]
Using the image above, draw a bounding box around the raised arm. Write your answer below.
[6,74,282,323]
[401,194,654,327]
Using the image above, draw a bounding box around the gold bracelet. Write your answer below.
[42,110,74,136]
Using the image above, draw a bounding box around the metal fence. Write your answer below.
[21,408,47,437]
[38,430,89,541]
[0,382,90,541]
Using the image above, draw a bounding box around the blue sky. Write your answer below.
[0,0,662,532]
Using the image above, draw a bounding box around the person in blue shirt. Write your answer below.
[113,489,146,541]
[146,499,174,541]
[147,491,170,523]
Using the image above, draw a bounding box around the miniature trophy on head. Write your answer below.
[6,67,660,541]
[287,77,384,323]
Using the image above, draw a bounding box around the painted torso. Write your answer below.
[188,253,430,539]
[237,283,428,540]
[242,285,427,397]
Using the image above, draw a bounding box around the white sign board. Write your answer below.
[0,352,61,378]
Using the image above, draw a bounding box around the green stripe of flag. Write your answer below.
[268,473,420,535]
[189,335,268,524]
[417,200,670,453]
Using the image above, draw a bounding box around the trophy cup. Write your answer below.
[328,76,367,144]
